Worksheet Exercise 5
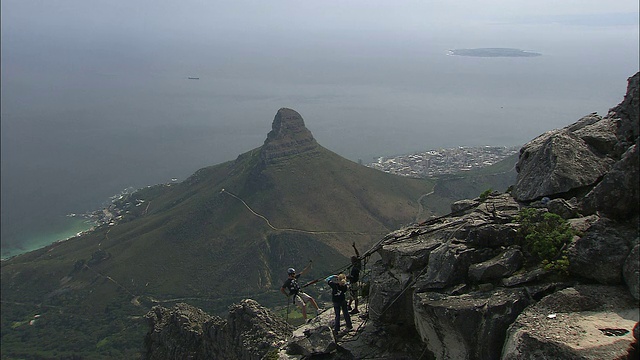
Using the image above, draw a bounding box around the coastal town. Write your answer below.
[71,146,520,232]
[366,145,520,178]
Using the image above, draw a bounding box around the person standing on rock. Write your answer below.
[347,242,362,314]
[327,273,353,335]
[281,263,319,323]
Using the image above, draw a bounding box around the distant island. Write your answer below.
[448,48,542,57]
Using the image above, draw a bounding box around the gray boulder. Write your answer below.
[502,285,639,360]
[466,223,519,248]
[514,129,612,201]
[451,198,479,213]
[378,236,441,273]
[514,72,638,204]
[564,113,602,132]
[546,198,580,219]
[567,218,634,284]
[416,243,494,291]
[474,193,522,221]
[566,214,600,234]
[368,262,416,324]
[581,144,639,220]
[285,325,336,357]
[574,116,619,155]
[468,248,524,283]
[414,288,532,360]
[502,267,549,287]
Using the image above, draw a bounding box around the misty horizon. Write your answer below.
[2,0,639,257]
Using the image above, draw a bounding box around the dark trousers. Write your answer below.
[333,300,352,333]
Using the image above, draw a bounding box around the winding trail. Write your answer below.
[220,188,381,236]
[414,190,435,223]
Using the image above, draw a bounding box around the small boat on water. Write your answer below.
[187,77,200,80]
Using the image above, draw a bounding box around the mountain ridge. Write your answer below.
[142,72,640,360]
[1,107,441,358]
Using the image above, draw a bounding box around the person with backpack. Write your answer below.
[326,273,353,336]
[347,242,362,314]
[281,263,319,322]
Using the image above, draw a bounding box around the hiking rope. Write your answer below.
[301,261,353,288]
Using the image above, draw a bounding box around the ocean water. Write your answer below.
[1,217,95,259]
[2,2,638,259]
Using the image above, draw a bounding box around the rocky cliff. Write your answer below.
[259,107,319,164]
[143,72,639,359]
[144,300,292,360]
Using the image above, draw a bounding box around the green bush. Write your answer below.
[479,188,493,201]
[542,256,570,274]
[516,208,574,273]
[264,349,280,360]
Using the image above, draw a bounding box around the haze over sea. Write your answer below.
[1,1,639,259]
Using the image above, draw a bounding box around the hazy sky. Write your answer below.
[1,0,639,255]
[3,1,638,32]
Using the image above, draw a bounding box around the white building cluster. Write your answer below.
[367,146,519,178]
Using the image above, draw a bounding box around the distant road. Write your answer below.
[415,190,435,223]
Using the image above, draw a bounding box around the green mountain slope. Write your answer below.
[1,108,435,358]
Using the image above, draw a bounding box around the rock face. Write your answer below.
[144,303,214,360]
[468,248,523,283]
[364,72,639,360]
[514,72,639,204]
[567,218,635,284]
[582,144,639,220]
[259,108,319,164]
[611,72,640,155]
[501,285,639,360]
[414,288,532,360]
[514,128,613,201]
[142,73,639,360]
[285,324,336,357]
[144,300,292,360]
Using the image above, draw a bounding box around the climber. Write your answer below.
[347,242,362,314]
[327,273,353,335]
[281,262,319,322]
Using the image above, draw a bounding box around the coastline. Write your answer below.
[1,217,96,260]
[1,187,139,261]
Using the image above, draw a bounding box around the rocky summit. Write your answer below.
[259,108,319,164]
[144,72,639,359]
[1,100,438,358]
